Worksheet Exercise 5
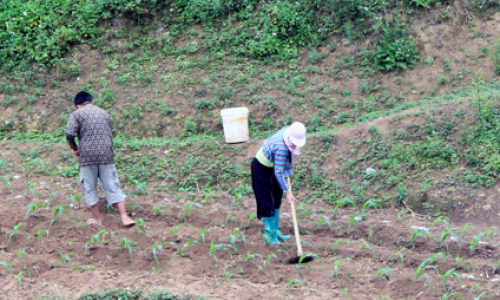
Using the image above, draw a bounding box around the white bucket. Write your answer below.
[220,107,249,143]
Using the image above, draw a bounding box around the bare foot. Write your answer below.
[122,216,135,227]
[86,218,102,227]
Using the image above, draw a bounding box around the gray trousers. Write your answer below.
[80,164,125,207]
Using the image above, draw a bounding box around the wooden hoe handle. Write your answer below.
[288,177,303,257]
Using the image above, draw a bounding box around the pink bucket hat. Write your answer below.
[284,122,306,155]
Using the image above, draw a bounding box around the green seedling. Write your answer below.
[363,198,382,210]
[60,251,76,263]
[433,216,450,229]
[375,268,394,280]
[296,202,315,219]
[131,180,148,195]
[229,228,247,252]
[84,231,116,255]
[145,241,164,264]
[120,237,139,260]
[415,252,447,284]
[18,248,27,260]
[361,242,376,259]
[347,211,368,235]
[232,193,243,209]
[0,176,14,194]
[209,241,232,264]
[197,226,211,243]
[166,240,198,259]
[225,212,237,223]
[135,218,152,238]
[442,268,461,290]
[460,224,475,240]
[153,205,171,216]
[284,278,307,296]
[336,197,356,208]
[485,226,498,241]
[68,193,83,208]
[315,218,332,232]
[18,270,27,287]
[440,229,461,252]
[331,239,352,254]
[410,228,434,248]
[25,182,42,200]
[37,229,49,239]
[239,213,256,230]
[8,222,26,242]
[221,268,241,282]
[332,258,356,277]
[25,202,49,218]
[51,205,70,227]
[0,261,13,274]
[178,203,206,221]
[470,233,484,255]
[442,292,463,300]
[245,253,263,263]
[474,292,492,299]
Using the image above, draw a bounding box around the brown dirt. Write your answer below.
[1,163,500,299]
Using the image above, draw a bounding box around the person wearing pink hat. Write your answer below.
[251,122,307,245]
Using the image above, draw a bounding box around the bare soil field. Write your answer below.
[1,168,500,299]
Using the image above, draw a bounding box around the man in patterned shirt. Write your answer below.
[251,122,306,244]
[66,91,135,227]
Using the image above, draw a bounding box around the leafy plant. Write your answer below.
[50,205,70,227]
[145,241,164,265]
[0,261,13,274]
[178,202,206,221]
[166,240,198,259]
[120,237,139,260]
[372,19,420,72]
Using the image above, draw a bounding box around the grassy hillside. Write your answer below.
[1,0,500,216]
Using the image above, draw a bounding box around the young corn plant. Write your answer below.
[347,211,368,235]
[50,205,70,227]
[239,213,256,230]
[315,217,333,233]
[485,226,499,242]
[410,228,434,248]
[415,252,448,285]
[375,268,394,280]
[145,241,164,264]
[120,237,139,261]
[283,278,307,296]
[229,228,247,252]
[68,193,84,209]
[135,218,152,238]
[25,202,49,218]
[470,233,485,255]
[0,176,14,194]
[433,216,450,229]
[442,268,461,291]
[361,242,376,259]
[363,198,382,210]
[441,292,463,300]
[197,226,211,243]
[37,229,49,239]
[60,251,77,264]
[331,239,352,254]
[0,261,13,274]
[8,222,26,243]
[178,203,206,221]
[440,229,461,253]
[166,240,198,259]
[332,258,356,278]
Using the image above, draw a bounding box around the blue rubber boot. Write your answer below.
[275,209,291,241]
[263,217,282,245]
